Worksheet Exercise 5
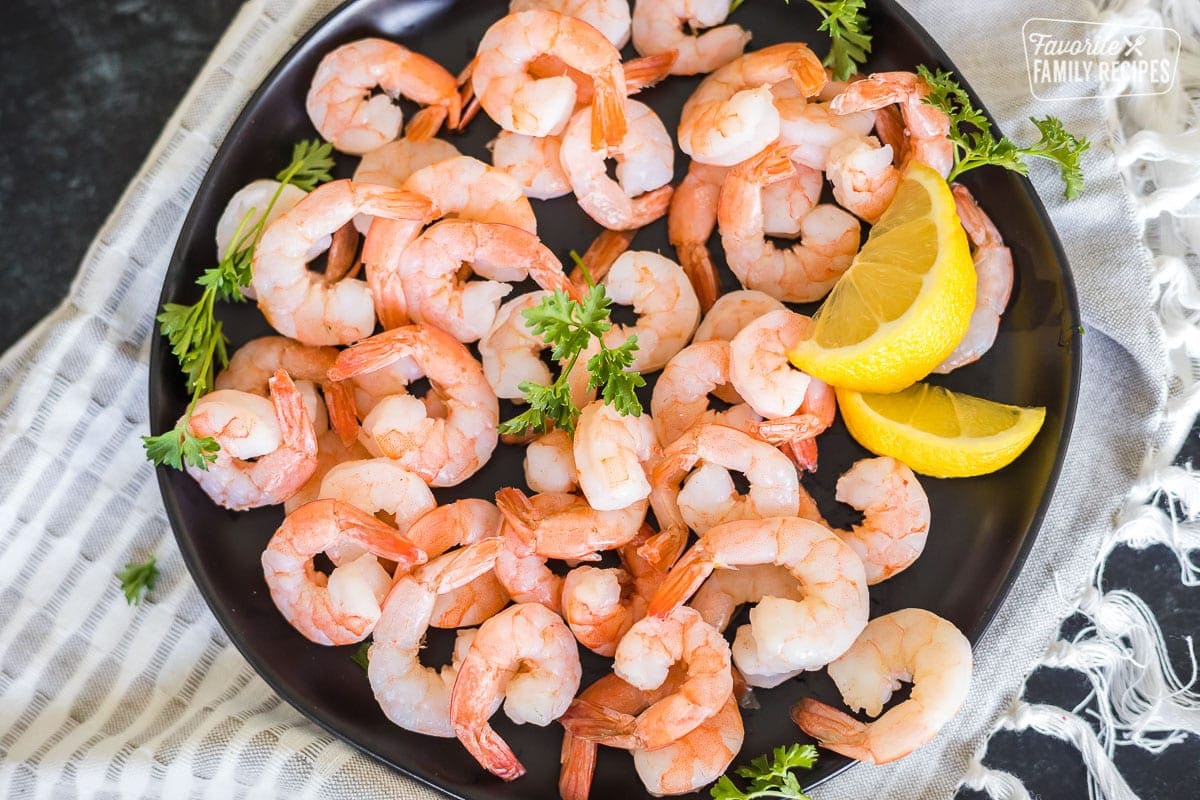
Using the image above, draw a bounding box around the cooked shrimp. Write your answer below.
[677,43,825,166]
[496,487,648,560]
[364,155,537,329]
[573,400,658,511]
[648,516,869,685]
[285,429,373,515]
[791,608,972,764]
[252,180,431,345]
[824,135,900,224]
[511,0,632,48]
[261,498,426,645]
[829,71,953,177]
[328,324,499,487]
[692,289,786,343]
[729,309,836,425]
[561,525,664,656]
[216,336,357,444]
[667,161,728,312]
[400,219,575,342]
[450,602,582,781]
[689,563,804,633]
[305,38,460,154]
[650,423,804,535]
[561,605,732,750]
[495,514,565,613]
[346,356,424,419]
[404,499,510,628]
[718,146,861,302]
[479,291,554,400]
[604,251,701,372]
[369,540,501,736]
[215,180,314,266]
[933,184,1014,373]
[524,429,579,493]
[185,372,317,511]
[354,137,462,187]
[833,457,930,585]
[473,9,627,145]
[559,99,674,231]
[650,340,761,445]
[490,131,572,200]
[317,458,436,536]
[632,0,750,76]
[774,81,875,170]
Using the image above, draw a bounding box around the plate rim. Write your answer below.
[148,0,1084,795]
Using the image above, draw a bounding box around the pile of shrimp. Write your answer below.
[177,2,1010,795]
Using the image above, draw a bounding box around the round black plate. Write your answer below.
[150,2,1082,798]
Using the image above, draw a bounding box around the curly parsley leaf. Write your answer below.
[711,744,819,800]
[278,139,335,192]
[141,423,219,471]
[808,0,871,81]
[918,66,1090,198]
[118,556,159,606]
[352,639,371,671]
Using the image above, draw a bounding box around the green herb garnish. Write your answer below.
[118,556,159,606]
[711,744,818,800]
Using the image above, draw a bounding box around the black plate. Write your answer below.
[150,1,1082,797]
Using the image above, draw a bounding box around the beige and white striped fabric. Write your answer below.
[0,0,1189,798]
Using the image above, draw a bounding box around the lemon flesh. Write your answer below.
[837,383,1047,478]
[788,162,975,393]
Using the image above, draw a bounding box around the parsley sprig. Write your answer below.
[498,284,645,436]
[142,140,335,470]
[118,556,159,606]
[711,744,818,800]
[918,66,1090,198]
[727,1,871,82]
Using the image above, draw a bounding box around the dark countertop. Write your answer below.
[2,2,1195,797]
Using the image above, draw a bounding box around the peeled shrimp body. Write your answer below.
[404,499,510,629]
[305,37,460,154]
[573,400,658,512]
[562,605,732,751]
[933,184,1014,373]
[773,81,875,170]
[369,540,501,736]
[479,291,554,401]
[689,563,804,633]
[649,516,870,686]
[215,335,357,444]
[524,429,579,494]
[216,180,315,264]
[824,135,900,224]
[185,372,317,511]
[829,71,953,177]
[261,498,426,645]
[718,147,861,302]
[496,488,648,561]
[692,289,786,343]
[834,457,930,585]
[329,324,499,487]
[450,602,582,781]
[252,179,431,344]
[791,608,972,764]
[472,10,627,144]
[632,0,750,76]
[559,99,675,230]
[729,309,835,423]
[364,155,536,329]
[510,0,631,48]
[347,356,424,419]
[399,219,575,342]
[351,137,461,232]
[491,131,572,200]
[285,429,372,514]
[678,43,825,166]
[651,340,760,446]
[604,251,701,372]
[651,423,803,536]
[317,458,437,537]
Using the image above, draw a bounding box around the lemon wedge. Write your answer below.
[837,383,1046,478]
[788,162,975,392]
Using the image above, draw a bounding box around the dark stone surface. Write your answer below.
[1,1,1194,797]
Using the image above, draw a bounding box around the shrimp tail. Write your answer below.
[405,104,447,141]
[426,538,503,589]
[570,228,636,288]
[268,370,317,456]
[494,487,539,546]
[558,699,639,748]
[732,666,760,710]
[636,526,688,572]
[623,184,674,231]
[454,57,480,131]
[738,144,797,185]
[676,242,720,313]
[337,503,427,570]
[747,413,823,445]
[783,436,819,473]
[359,188,435,222]
[559,732,597,800]
[459,724,527,781]
[789,698,876,762]
[322,380,360,447]
[624,51,678,94]
[328,328,414,380]
[788,49,828,97]
[324,221,360,283]
[590,74,628,149]
[647,547,714,618]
